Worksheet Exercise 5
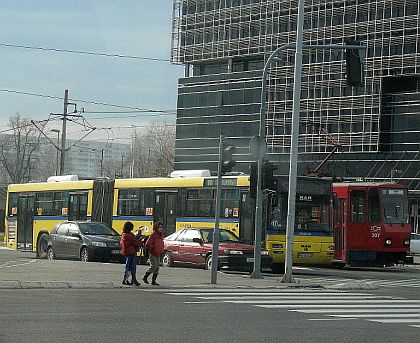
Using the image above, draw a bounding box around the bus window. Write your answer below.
[368,188,381,223]
[117,189,154,216]
[35,192,55,216]
[220,189,240,218]
[7,193,18,216]
[185,189,213,217]
[350,190,365,223]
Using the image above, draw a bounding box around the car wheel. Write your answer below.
[36,233,49,259]
[47,246,55,260]
[161,252,173,267]
[80,247,91,262]
[205,255,220,271]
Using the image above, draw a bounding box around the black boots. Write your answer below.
[151,273,159,286]
[142,272,151,284]
[122,276,130,285]
[130,273,140,286]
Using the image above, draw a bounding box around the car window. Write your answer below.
[412,234,420,240]
[78,222,119,236]
[176,230,188,242]
[182,229,201,242]
[56,223,69,236]
[165,231,181,241]
[68,224,80,236]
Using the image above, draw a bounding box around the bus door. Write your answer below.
[17,194,35,250]
[68,192,88,221]
[333,197,347,262]
[239,190,255,244]
[154,191,177,236]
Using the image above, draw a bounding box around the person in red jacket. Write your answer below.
[120,221,143,286]
[142,221,164,286]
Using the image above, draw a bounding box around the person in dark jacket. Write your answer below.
[142,221,164,286]
[120,221,143,286]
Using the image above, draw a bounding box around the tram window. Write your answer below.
[350,190,366,223]
[185,189,213,217]
[333,197,341,224]
[35,192,55,216]
[7,193,18,216]
[368,188,381,223]
[118,189,154,216]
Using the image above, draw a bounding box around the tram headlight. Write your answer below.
[272,244,283,249]
[404,239,410,246]
[384,239,392,246]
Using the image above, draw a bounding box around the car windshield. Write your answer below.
[79,222,119,236]
[200,229,240,243]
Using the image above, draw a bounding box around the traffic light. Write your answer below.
[346,44,364,86]
[262,160,276,190]
[221,145,236,174]
[250,161,257,198]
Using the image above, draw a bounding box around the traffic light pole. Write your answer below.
[211,135,224,284]
[256,0,365,282]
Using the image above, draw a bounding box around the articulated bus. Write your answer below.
[332,182,412,267]
[4,173,334,271]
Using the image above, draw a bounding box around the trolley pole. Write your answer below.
[59,89,69,176]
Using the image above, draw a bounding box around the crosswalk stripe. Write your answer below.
[165,290,363,295]
[226,299,420,304]
[196,295,377,300]
[370,319,420,323]
[257,304,420,308]
[331,314,420,318]
[293,308,420,313]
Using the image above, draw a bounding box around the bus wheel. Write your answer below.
[270,263,285,274]
[80,247,91,262]
[36,233,49,259]
[162,252,173,267]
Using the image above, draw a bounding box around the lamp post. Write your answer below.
[50,129,60,176]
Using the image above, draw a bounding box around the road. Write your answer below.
[0,247,419,342]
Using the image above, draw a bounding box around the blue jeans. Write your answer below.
[124,255,137,278]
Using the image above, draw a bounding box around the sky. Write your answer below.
[0,0,183,145]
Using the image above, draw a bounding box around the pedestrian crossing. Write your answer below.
[295,276,420,288]
[166,289,420,329]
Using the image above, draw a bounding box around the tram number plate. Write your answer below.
[298,252,312,258]
[111,250,121,254]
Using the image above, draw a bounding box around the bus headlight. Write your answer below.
[224,250,243,255]
[272,244,283,249]
[328,245,335,251]
[384,239,392,246]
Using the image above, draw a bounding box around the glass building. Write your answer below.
[171,0,420,231]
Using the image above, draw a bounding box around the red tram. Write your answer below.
[332,182,412,266]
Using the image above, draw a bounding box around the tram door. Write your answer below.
[333,198,347,262]
[17,194,35,250]
[154,191,177,236]
[68,192,88,221]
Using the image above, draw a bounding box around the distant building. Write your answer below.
[171,0,420,231]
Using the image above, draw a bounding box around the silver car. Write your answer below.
[410,233,420,255]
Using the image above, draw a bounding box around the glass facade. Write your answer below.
[171,0,420,194]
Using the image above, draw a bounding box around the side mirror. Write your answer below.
[71,233,82,239]
[192,238,204,244]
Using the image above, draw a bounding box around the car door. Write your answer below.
[411,233,420,254]
[181,229,206,265]
[51,223,69,257]
[66,223,83,258]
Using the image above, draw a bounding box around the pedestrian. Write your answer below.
[120,221,143,286]
[142,221,164,286]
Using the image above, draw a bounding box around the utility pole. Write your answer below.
[59,89,69,176]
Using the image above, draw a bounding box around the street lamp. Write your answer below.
[50,129,60,176]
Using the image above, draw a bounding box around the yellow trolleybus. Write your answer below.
[4,172,334,271]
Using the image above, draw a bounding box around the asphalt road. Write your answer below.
[1,287,419,343]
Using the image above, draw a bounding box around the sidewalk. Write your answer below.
[0,249,378,290]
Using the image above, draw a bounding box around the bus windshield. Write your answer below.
[380,188,410,224]
[268,195,331,234]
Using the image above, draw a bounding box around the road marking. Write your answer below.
[293,308,420,313]
[226,299,420,304]
[257,304,420,308]
[369,319,420,323]
[166,291,370,296]
[196,295,380,300]
[331,314,420,318]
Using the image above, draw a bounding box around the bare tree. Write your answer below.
[131,122,176,178]
[0,114,46,183]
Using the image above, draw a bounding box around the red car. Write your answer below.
[162,228,272,272]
